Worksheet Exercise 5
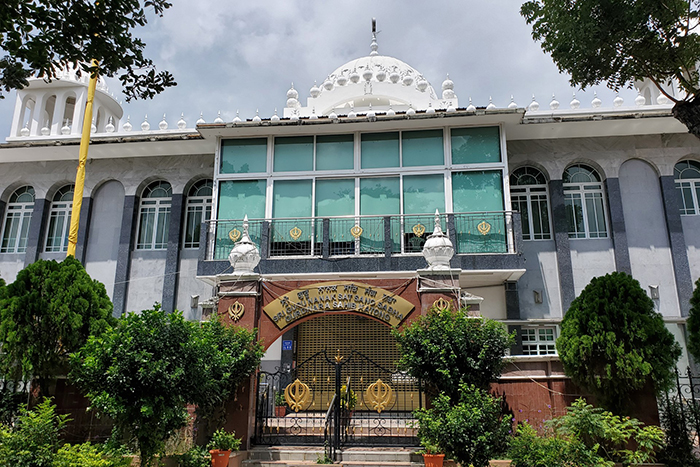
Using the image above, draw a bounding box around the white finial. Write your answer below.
[177,113,186,130]
[252,109,262,123]
[467,98,476,112]
[196,112,205,125]
[20,122,30,137]
[233,110,242,124]
[570,93,580,110]
[426,102,436,114]
[508,95,518,109]
[271,108,280,122]
[323,77,334,91]
[328,110,338,121]
[310,81,321,98]
[422,209,454,270]
[159,113,168,130]
[214,111,224,124]
[486,97,496,110]
[529,95,540,111]
[635,92,646,107]
[367,103,376,119]
[362,67,373,82]
[446,102,456,113]
[141,114,150,131]
[123,115,132,132]
[613,94,624,108]
[370,18,379,56]
[41,123,50,136]
[105,116,115,133]
[348,103,357,119]
[91,118,97,133]
[406,104,416,116]
[386,105,396,117]
[550,94,560,110]
[310,107,318,120]
[350,69,361,84]
[228,214,261,275]
[375,68,386,82]
[657,93,670,105]
[337,74,348,86]
[591,92,602,108]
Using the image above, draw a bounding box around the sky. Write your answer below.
[0,0,641,136]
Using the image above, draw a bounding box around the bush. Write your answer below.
[508,423,603,467]
[687,278,700,361]
[53,442,132,467]
[175,445,210,467]
[414,384,511,467]
[557,272,681,413]
[393,305,513,401]
[0,398,69,467]
[657,396,700,466]
[206,428,241,451]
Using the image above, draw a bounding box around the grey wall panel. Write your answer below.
[682,216,700,283]
[24,198,48,266]
[570,239,616,297]
[162,193,183,313]
[518,240,561,319]
[84,181,124,300]
[125,251,167,313]
[176,251,214,320]
[74,196,93,264]
[548,179,575,311]
[604,178,631,274]
[620,160,681,317]
[113,195,137,317]
[0,255,25,283]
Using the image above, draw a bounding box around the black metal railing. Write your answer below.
[663,367,700,448]
[206,211,518,260]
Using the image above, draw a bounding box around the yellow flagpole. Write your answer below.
[66,60,98,258]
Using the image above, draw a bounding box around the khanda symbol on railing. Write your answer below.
[365,378,394,413]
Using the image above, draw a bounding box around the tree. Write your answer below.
[0,257,114,399]
[686,278,700,361]
[521,0,700,138]
[393,304,513,402]
[556,272,681,414]
[70,307,263,467]
[0,0,175,101]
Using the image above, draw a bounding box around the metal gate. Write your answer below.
[254,349,422,451]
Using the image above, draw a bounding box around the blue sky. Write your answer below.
[0,0,639,136]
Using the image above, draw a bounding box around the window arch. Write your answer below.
[45,185,74,252]
[510,167,551,240]
[184,179,213,249]
[137,181,172,250]
[674,160,700,215]
[563,164,608,238]
[1,186,35,253]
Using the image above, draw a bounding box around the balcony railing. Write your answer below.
[205,212,517,261]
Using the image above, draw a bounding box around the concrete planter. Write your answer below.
[227,451,248,467]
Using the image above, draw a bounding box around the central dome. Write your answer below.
[283,28,458,118]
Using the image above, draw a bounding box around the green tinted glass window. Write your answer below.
[360,177,400,215]
[402,130,444,167]
[403,174,445,214]
[220,139,267,174]
[316,179,355,217]
[452,171,504,212]
[361,132,400,169]
[272,179,312,218]
[217,180,266,220]
[274,136,313,172]
[316,134,354,171]
[451,127,501,164]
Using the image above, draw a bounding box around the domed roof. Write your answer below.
[283,23,457,118]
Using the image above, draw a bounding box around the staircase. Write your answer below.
[242,446,428,467]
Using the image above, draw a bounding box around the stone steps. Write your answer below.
[242,447,424,467]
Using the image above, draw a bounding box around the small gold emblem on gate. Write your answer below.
[228,228,242,242]
[477,221,491,235]
[285,379,312,412]
[412,223,426,237]
[365,378,394,413]
[350,225,363,238]
[228,302,245,322]
[289,226,303,240]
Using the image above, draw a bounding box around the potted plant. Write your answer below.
[340,384,356,413]
[207,428,242,467]
[413,409,445,467]
[275,391,287,417]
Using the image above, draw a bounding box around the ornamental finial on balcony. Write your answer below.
[228,215,261,275]
[422,209,454,270]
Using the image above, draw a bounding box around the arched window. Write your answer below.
[1,186,35,253]
[184,180,213,249]
[563,164,608,238]
[137,181,172,250]
[45,185,74,252]
[510,167,551,240]
[674,160,700,215]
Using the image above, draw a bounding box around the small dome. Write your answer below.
[529,95,540,111]
[252,110,262,123]
[591,93,602,108]
[486,97,496,110]
[376,69,387,82]
[362,68,373,82]
[387,106,396,116]
[657,93,669,105]
[613,94,624,108]
[402,75,414,86]
[328,110,338,120]
[41,126,50,136]
[348,105,357,118]
[635,92,646,107]
[406,105,416,116]
[287,84,298,99]
[271,109,280,122]
[233,110,242,124]
[196,113,205,124]
[106,116,116,133]
[426,103,435,114]
[141,115,150,131]
[177,113,186,129]
[389,69,400,83]
[550,95,560,110]
[20,124,30,137]
[466,98,476,112]
[310,108,318,120]
[349,70,360,83]
[336,74,348,86]
[508,96,518,109]
[570,94,580,110]
[310,81,321,98]
[123,116,132,132]
[417,78,428,92]
[323,78,334,91]
[446,104,456,113]
[287,97,299,108]
[367,104,376,119]
[214,111,224,124]
[290,113,299,121]
[442,74,454,91]
[159,114,168,130]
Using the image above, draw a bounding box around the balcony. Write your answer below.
[197,212,524,277]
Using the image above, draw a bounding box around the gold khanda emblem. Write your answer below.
[350,225,363,238]
[289,226,303,241]
[365,378,394,413]
[477,221,491,235]
[228,228,242,242]
[227,301,245,322]
[412,223,426,237]
[433,297,451,312]
[285,379,312,412]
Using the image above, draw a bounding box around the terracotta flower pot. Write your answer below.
[275,406,286,417]
[209,449,231,467]
[422,453,445,467]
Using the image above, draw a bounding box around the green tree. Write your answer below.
[70,307,263,467]
[0,0,175,101]
[686,278,700,361]
[520,0,700,138]
[393,305,513,402]
[557,272,681,414]
[0,257,114,399]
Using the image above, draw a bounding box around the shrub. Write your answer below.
[393,305,513,401]
[206,428,241,452]
[687,278,700,361]
[414,384,511,467]
[508,423,604,467]
[0,398,69,467]
[53,442,132,467]
[175,445,210,467]
[557,272,681,413]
